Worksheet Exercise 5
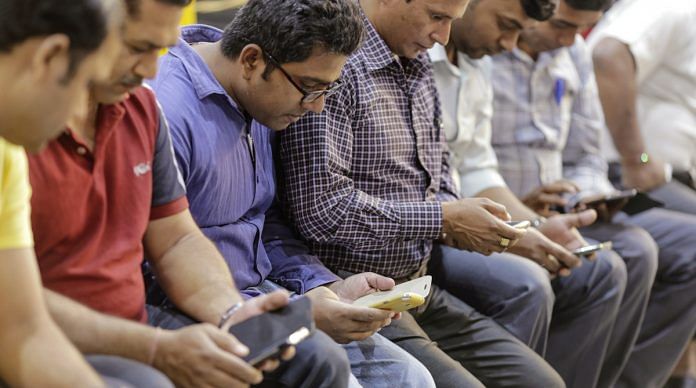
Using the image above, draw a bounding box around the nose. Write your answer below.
[431,22,452,46]
[133,51,159,80]
[303,94,326,114]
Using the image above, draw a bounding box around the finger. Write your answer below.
[536,192,568,207]
[564,209,598,228]
[542,181,578,194]
[208,348,263,385]
[539,254,562,273]
[479,198,511,221]
[494,220,527,240]
[347,306,393,323]
[347,317,391,333]
[257,358,280,372]
[245,290,290,314]
[280,346,295,361]
[557,267,572,277]
[547,242,581,269]
[363,272,396,291]
[203,324,249,357]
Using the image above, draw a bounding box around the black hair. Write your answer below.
[564,0,614,11]
[520,0,558,21]
[124,0,192,17]
[0,0,111,79]
[221,0,364,77]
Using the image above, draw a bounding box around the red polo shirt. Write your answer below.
[29,87,188,322]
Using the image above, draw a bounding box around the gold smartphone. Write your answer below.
[352,276,432,312]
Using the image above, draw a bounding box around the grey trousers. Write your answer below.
[649,180,696,215]
[146,302,435,388]
[0,355,171,388]
[430,244,626,388]
[377,283,565,388]
[614,209,696,388]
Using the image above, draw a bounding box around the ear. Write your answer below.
[31,34,71,83]
[239,44,265,80]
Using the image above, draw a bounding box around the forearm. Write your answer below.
[150,231,241,325]
[477,186,538,220]
[0,249,101,387]
[592,38,645,160]
[44,289,155,364]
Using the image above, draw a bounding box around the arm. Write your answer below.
[279,80,443,251]
[0,147,101,387]
[145,209,242,325]
[0,250,102,387]
[567,40,626,195]
[592,38,666,190]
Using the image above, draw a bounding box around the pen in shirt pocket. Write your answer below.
[554,78,565,105]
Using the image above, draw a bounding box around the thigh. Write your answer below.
[429,244,552,314]
[620,208,696,280]
[86,354,173,388]
[146,304,197,330]
[378,311,484,388]
[342,333,435,388]
[648,181,696,215]
[416,286,564,388]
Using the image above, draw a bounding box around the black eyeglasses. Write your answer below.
[263,51,343,104]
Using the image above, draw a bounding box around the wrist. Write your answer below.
[530,217,547,229]
[621,152,650,167]
[217,301,244,328]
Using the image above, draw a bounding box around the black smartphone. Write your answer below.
[228,296,314,366]
[583,189,637,208]
[572,241,612,257]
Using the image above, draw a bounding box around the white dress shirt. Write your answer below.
[429,44,507,197]
[587,0,696,175]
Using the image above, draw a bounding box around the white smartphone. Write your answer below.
[352,275,432,312]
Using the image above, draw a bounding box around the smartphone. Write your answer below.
[506,220,531,229]
[352,276,432,312]
[583,189,637,208]
[228,296,314,366]
[572,241,613,257]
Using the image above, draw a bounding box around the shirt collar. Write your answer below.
[168,24,231,102]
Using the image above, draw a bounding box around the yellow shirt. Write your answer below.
[0,137,33,249]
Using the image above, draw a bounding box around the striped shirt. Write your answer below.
[490,36,615,198]
[279,12,457,279]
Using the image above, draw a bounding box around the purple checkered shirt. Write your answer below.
[279,13,459,279]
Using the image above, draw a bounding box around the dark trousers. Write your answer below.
[430,244,626,388]
[378,284,564,388]
[146,304,351,388]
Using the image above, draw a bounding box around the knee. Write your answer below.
[515,263,555,309]
[616,225,659,285]
[596,249,628,296]
[296,330,351,387]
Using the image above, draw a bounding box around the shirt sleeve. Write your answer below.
[0,142,34,249]
[150,103,189,220]
[563,39,616,195]
[279,71,443,252]
[448,59,507,197]
[263,200,340,294]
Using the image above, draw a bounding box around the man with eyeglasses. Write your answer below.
[149,0,435,387]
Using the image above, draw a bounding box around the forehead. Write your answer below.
[419,0,470,18]
[553,1,603,26]
[124,0,182,46]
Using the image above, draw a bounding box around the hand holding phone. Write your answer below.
[572,241,612,257]
[228,296,314,366]
[352,276,432,312]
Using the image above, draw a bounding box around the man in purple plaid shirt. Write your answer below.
[279,0,565,387]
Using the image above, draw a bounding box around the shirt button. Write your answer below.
[76,146,87,155]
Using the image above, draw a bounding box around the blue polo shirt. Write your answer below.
[150,24,339,297]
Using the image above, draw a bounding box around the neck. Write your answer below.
[445,41,458,65]
[359,0,398,56]
[196,41,247,114]
[68,97,99,150]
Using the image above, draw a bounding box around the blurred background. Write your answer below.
[181,0,246,28]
